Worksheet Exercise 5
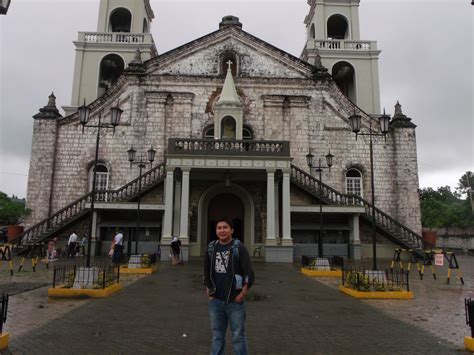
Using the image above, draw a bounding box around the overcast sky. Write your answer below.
[0,0,472,198]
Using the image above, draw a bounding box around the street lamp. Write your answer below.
[0,0,11,15]
[127,145,156,255]
[78,101,123,267]
[348,109,390,270]
[306,150,334,257]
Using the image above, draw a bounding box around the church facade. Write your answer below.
[23,0,422,262]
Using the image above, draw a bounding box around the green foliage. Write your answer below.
[0,191,30,225]
[420,183,474,229]
[457,171,473,195]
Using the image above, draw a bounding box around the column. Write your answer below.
[281,171,292,245]
[172,179,182,237]
[179,168,190,243]
[350,214,361,260]
[162,169,174,241]
[266,170,276,245]
[274,179,280,243]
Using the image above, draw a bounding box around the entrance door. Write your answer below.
[208,193,244,244]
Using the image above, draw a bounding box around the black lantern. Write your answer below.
[325,151,334,169]
[306,151,314,168]
[127,146,137,164]
[110,104,123,127]
[147,146,156,164]
[379,109,391,135]
[349,110,362,134]
[0,0,11,14]
[78,100,91,126]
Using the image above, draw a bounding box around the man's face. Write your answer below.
[216,221,233,243]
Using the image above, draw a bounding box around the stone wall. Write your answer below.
[25,32,421,237]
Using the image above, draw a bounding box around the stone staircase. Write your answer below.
[290,164,424,251]
[13,163,166,250]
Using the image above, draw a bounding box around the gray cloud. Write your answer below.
[0,0,472,198]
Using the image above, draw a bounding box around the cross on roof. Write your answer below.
[226,60,233,71]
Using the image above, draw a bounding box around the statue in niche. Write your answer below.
[221,116,236,139]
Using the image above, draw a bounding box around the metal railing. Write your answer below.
[16,163,166,246]
[0,293,8,334]
[290,164,424,250]
[466,298,474,338]
[127,253,157,268]
[342,267,410,292]
[168,138,291,157]
[52,263,120,289]
[301,256,344,270]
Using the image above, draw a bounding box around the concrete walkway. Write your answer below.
[4,261,465,354]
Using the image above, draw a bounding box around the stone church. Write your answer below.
[22,0,423,262]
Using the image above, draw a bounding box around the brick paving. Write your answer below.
[2,259,467,354]
[316,255,474,350]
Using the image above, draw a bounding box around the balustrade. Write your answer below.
[311,39,374,51]
[80,32,152,44]
[168,138,290,157]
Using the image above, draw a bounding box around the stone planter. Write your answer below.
[422,231,437,249]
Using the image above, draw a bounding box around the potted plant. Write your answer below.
[0,192,30,241]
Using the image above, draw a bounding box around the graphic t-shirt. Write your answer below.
[214,242,231,300]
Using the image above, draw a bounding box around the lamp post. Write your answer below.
[127,146,156,255]
[78,101,123,267]
[306,150,334,257]
[0,0,11,15]
[348,109,390,270]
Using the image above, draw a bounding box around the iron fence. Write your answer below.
[0,293,8,334]
[466,298,474,338]
[127,253,158,268]
[342,267,410,292]
[52,263,120,289]
[301,256,344,270]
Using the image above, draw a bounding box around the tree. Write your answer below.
[0,192,30,225]
[420,185,474,229]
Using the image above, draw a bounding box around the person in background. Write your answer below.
[47,237,58,261]
[67,231,78,258]
[112,230,124,264]
[170,236,182,265]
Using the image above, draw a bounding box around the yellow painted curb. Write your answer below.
[465,336,474,352]
[120,264,158,274]
[0,332,9,350]
[48,283,123,298]
[339,285,414,299]
[301,267,342,277]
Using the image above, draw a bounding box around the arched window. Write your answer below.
[109,8,132,32]
[221,116,236,139]
[221,52,238,77]
[242,125,253,140]
[346,168,363,197]
[90,164,109,200]
[143,18,149,33]
[98,54,125,97]
[327,14,348,39]
[332,61,356,103]
[310,24,316,39]
[203,125,215,140]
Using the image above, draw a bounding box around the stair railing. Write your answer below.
[16,163,166,245]
[290,164,423,249]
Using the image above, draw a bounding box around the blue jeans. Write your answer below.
[208,299,248,355]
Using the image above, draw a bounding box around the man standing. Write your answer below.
[67,231,78,258]
[204,218,254,355]
[112,230,124,264]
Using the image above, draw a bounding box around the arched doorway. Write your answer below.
[208,193,244,244]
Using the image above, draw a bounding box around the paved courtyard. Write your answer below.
[1,255,471,354]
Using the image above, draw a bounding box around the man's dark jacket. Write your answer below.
[204,239,255,303]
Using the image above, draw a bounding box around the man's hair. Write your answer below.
[215,217,234,229]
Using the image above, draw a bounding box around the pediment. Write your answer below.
[146,28,313,79]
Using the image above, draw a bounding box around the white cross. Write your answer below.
[226,60,233,71]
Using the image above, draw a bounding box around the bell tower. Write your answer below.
[301,0,381,114]
[64,0,157,115]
